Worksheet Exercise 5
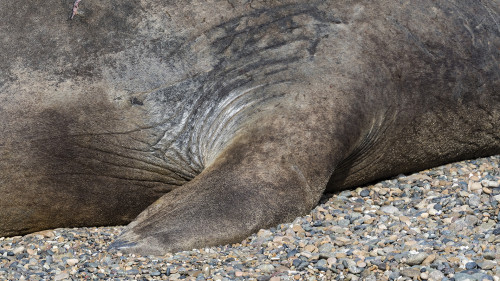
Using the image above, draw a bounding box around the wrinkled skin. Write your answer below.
[0,0,499,255]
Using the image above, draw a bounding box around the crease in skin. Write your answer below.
[114,139,156,153]
[150,99,205,170]
[201,82,292,167]
[161,152,200,179]
[165,149,200,179]
[74,145,170,171]
[198,84,266,164]
[329,107,397,186]
[73,143,197,182]
[71,153,186,183]
[30,172,181,185]
[45,151,189,185]
[27,126,157,142]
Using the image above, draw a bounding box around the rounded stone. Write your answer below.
[406,253,429,266]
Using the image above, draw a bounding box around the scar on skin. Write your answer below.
[69,0,82,20]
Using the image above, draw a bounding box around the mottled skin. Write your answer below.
[0,0,499,255]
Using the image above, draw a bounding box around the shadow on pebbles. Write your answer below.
[1,156,499,281]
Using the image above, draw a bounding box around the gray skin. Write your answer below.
[0,0,499,255]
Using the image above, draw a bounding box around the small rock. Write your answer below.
[401,267,420,278]
[428,269,445,281]
[150,271,161,276]
[469,182,483,191]
[344,259,362,274]
[356,261,366,268]
[126,269,140,275]
[483,251,496,260]
[257,229,273,238]
[316,259,327,268]
[292,224,304,233]
[389,270,401,280]
[422,254,436,265]
[66,258,79,266]
[360,189,370,197]
[169,273,181,279]
[258,264,275,274]
[406,252,429,265]
[468,194,481,207]
[380,206,399,214]
[477,260,496,270]
[465,261,477,269]
[482,180,500,188]
[202,265,211,276]
[304,244,317,253]
[318,243,334,253]
[327,257,337,266]
[12,247,25,255]
[54,272,70,281]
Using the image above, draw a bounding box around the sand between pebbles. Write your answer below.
[1,155,499,281]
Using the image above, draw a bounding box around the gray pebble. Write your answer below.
[380,206,399,214]
[465,261,477,269]
[318,243,334,253]
[482,180,499,188]
[468,195,481,207]
[401,267,420,278]
[360,189,370,197]
[338,219,351,227]
[482,251,496,260]
[477,260,496,270]
[388,270,401,280]
[126,269,140,275]
[406,252,429,265]
[257,264,274,274]
[150,271,161,276]
[428,269,445,281]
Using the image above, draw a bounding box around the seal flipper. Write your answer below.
[110,144,323,253]
[110,109,355,255]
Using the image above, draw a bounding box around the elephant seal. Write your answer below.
[0,0,499,255]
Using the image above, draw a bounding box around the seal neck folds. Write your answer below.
[141,4,344,177]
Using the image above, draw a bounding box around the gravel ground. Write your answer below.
[1,155,499,281]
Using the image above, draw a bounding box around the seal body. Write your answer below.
[0,0,499,254]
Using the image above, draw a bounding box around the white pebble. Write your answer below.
[66,258,79,266]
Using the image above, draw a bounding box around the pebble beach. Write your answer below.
[1,155,499,281]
